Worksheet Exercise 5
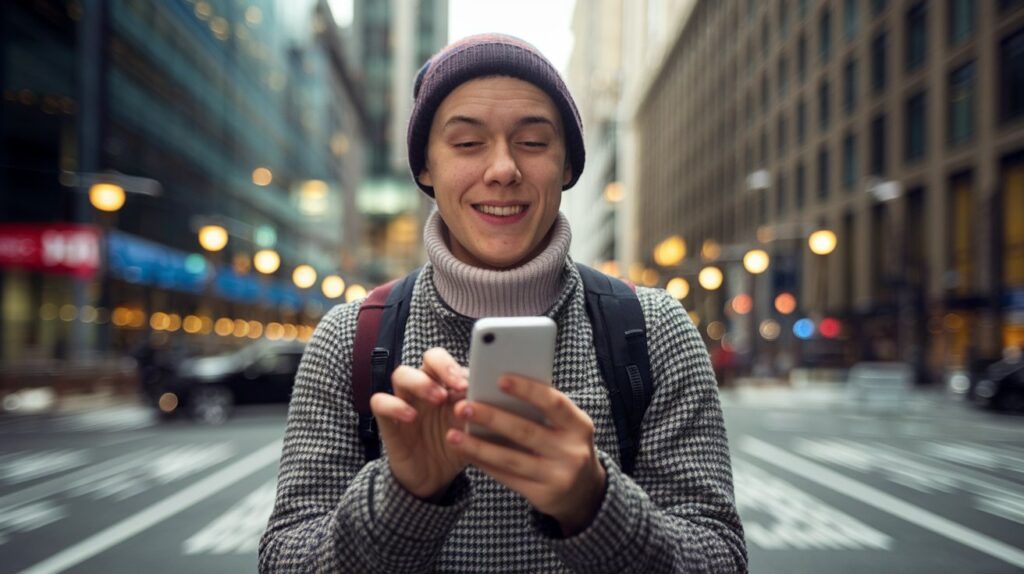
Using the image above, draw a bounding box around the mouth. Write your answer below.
[472,204,528,217]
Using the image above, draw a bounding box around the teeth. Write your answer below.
[475,204,525,216]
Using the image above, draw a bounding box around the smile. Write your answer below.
[473,204,527,217]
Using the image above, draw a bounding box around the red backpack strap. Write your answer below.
[352,280,397,416]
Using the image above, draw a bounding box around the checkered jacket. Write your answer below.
[259,263,747,572]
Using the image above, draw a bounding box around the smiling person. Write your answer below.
[259,34,747,573]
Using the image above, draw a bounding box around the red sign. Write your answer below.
[0,224,101,278]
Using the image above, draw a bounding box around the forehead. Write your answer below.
[434,76,562,127]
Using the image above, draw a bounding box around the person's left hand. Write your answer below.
[445,375,607,536]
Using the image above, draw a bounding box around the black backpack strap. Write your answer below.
[576,263,654,475]
[352,268,421,461]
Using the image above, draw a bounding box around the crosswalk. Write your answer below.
[0,429,1022,572]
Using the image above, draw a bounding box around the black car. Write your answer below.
[141,340,306,423]
[972,357,1024,413]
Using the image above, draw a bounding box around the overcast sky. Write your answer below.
[447,0,577,75]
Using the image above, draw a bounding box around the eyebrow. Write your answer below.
[441,115,558,131]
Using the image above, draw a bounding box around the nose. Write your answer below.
[483,141,522,187]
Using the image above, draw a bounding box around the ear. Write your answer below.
[562,161,572,186]
[418,167,433,187]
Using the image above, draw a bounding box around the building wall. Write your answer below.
[628,0,1024,374]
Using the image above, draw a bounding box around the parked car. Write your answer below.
[972,356,1024,413]
[140,340,306,423]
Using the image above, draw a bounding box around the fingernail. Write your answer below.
[447,429,463,445]
[461,403,474,419]
[433,387,448,401]
[499,377,513,391]
[401,407,416,422]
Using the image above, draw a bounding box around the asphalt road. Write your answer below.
[0,385,1021,573]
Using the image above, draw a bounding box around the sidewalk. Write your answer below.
[0,357,140,414]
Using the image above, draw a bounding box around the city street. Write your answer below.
[0,385,1021,573]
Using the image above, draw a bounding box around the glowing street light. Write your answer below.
[743,249,770,274]
[698,266,724,290]
[292,265,317,289]
[252,167,273,186]
[198,225,228,252]
[603,181,624,204]
[321,275,346,299]
[808,229,838,255]
[666,277,690,300]
[345,284,367,302]
[89,182,125,212]
[253,249,280,274]
[653,235,686,267]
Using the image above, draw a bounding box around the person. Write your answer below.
[259,33,747,572]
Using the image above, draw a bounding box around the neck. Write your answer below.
[424,210,572,318]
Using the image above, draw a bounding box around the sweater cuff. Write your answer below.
[355,460,471,560]
[532,450,650,569]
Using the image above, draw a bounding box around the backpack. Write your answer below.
[351,263,654,475]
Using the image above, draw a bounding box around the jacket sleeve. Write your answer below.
[258,302,472,573]
[534,288,748,573]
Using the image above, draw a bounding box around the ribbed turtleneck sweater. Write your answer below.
[423,210,571,319]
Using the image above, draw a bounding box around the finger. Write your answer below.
[446,428,549,483]
[391,365,449,405]
[370,392,417,424]
[498,375,586,430]
[421,347,469,392]
[454,399,558,456]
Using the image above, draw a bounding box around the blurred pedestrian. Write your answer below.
[260,34,746,572]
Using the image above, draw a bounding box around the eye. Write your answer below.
[453,141,481,149]
[518,141,548,148]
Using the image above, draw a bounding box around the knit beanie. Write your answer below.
[407,33,585,197]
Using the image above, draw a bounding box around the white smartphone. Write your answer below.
[467,316,557,446]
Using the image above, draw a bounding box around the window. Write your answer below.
[949,0,975,45]
[949,61,976,145]
[905,90,927,162]
[872,0,887,16]
[777,173,787,215]
[906,2,927,72]
[820,7,832,63]
[763,19,771,53]
[844,0,860,39]
[870,114,887,175]
[844,58,858,114]
[778,114,788,154]
[871,31,888,94]
[798,34,808,81]
[818,147,831,200]
[762,130,770,163]
[796,162,806,209]
[949,172,975,295]
[762,74,770,114]
[1001,29,1024,121]
[1000,0,1024,13]
[778,57,789,97]
[842,133,858,190]
[819,79,831,129]
[797,98,807,144]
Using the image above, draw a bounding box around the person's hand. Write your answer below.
[446,375,607,536]
[369,348,468,500]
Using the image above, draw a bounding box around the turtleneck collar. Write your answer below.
[423,210,572,319]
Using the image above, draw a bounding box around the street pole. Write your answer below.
[70,0,108,361]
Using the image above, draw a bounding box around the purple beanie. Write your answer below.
[407,33,585,197]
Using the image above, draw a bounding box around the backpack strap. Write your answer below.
[353,268,421,461]
[576,263,654,475]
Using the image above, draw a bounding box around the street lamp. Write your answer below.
[698,266,724,290]
[89,182,125,212]
[808,229,837,256]
[666,277,690,300]
[321,275,345,299]
[197,225,228,252]
[253,249,280,274]
[653,235,686,267]
[292,265,317,289]
[743,249,770,274]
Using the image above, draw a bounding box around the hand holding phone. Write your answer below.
[467,317,557,446]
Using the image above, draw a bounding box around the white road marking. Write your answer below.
[0,451,89,484]
[54,406,155,432]
[0,501,65,545]
[182,480,277,555]
[741,437,1024,570]
[924,442,1024,476]
[16,440,282,574]
[68,443,234,501]
[733,458,891,550]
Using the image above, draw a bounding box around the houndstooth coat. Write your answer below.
[259,262,748,572]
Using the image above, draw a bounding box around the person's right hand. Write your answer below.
[369,347,468,500]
